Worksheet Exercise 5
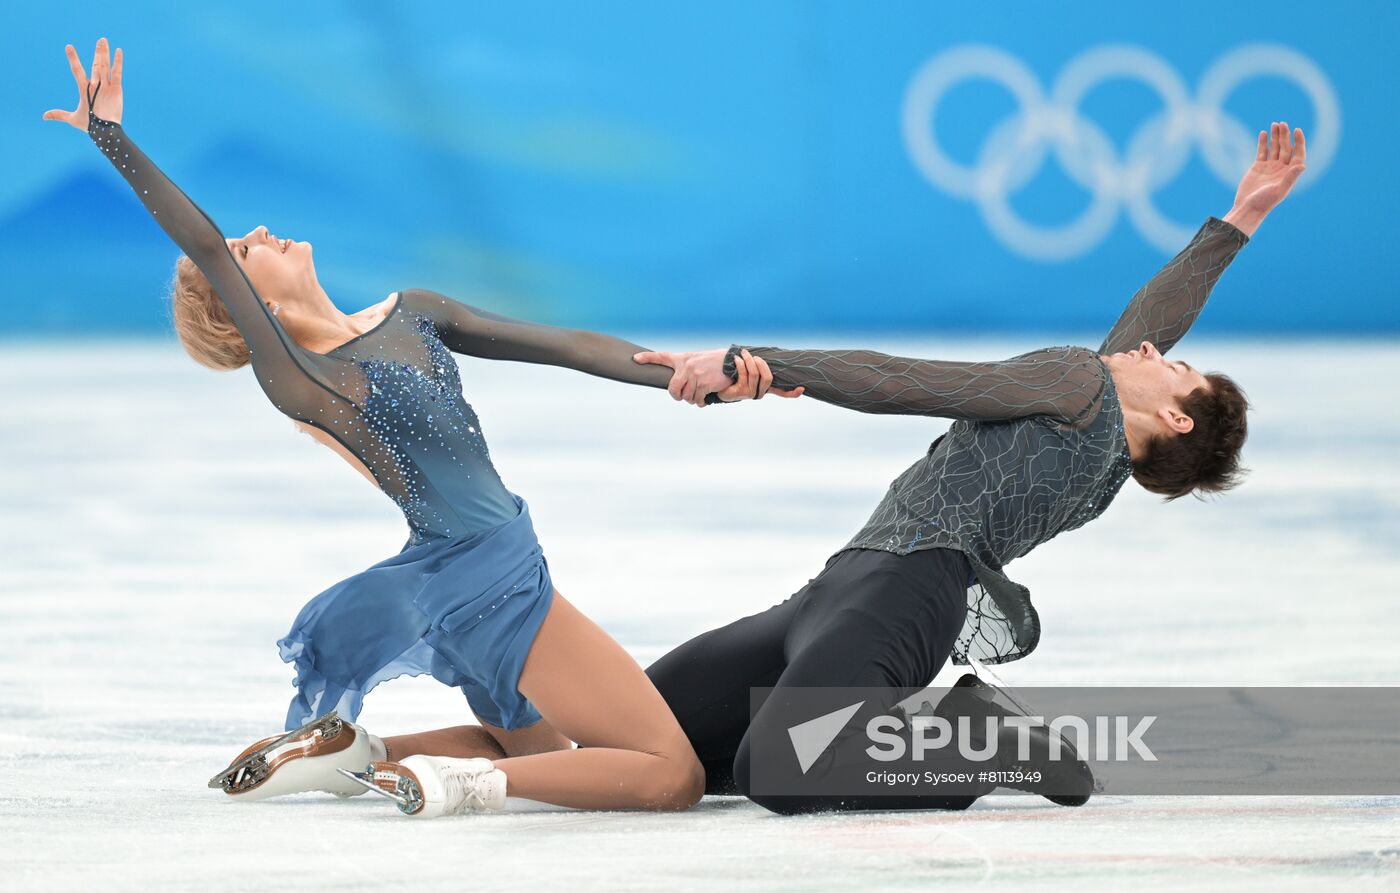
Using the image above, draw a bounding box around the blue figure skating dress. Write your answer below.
[85,92,674,731]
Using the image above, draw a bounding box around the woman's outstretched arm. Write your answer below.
[44,38,334,419]
[403,287,676,389]
[405,288,784,402]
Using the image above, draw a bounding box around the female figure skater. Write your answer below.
[44,38,786,818]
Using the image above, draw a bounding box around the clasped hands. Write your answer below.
[633,348,805,407]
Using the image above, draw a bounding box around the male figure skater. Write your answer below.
[639,122,1308,813]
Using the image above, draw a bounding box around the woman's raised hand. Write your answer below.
[42,37,123,131]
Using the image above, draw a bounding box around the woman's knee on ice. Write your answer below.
[635,748,706,811]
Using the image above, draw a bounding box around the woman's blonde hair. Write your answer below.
[168,255,250,370]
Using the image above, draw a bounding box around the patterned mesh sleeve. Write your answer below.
[403,288,675,389]
[720,345,1107,425]
[1098,216,1249,356]
[84,83,336,420]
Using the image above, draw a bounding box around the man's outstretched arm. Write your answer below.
[1099,121,1307,356]
[1097,217,1249,356]
[641,121,1307,419]
[638,344,1107,426]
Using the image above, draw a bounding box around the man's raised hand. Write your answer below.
[1224,121,1306,236]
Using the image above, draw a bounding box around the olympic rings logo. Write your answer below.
[901,44,1340,260]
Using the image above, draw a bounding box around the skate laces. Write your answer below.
[438,762,495,814]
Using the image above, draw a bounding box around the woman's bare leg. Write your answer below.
[485,590,704,810]
[383,726,504,760]
[384,719,571,761]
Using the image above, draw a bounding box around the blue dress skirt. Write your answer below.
[277,495,554,731]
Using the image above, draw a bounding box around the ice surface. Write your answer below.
[2,335,1398,891]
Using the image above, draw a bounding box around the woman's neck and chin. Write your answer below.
[270,278,394,354]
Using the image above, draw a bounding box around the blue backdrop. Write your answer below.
[5,2,1395,335]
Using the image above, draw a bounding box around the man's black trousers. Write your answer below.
[646,546,991,814]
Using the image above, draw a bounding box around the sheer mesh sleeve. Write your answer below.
[402,288,674,389]
[85,83,336,419]
[1098,216,1249,356]
[720,345,1106,425]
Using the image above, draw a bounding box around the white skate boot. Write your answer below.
[208,711,385,801]
[338,756,507,818]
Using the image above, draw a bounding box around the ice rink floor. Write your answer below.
[3,335,1399,891]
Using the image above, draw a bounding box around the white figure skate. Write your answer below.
[209,711,378,801]
[338,755,507,818]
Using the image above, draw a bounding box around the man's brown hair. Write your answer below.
[1132,372,1250,500]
